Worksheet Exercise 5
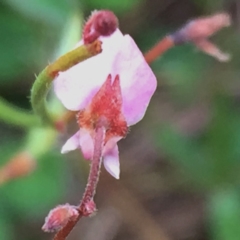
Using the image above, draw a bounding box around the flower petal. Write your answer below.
[103,144,120,179]
[103,137,121,179]
[61,131,80,154]
[194,39,230,62]
[54,29,124,111]
[111,35,157,126]
[79,128,94,160]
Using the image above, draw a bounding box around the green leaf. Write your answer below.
[208,189,240,240]
[0,9,38,83]
[0,2,79,85]
[3,0,71,26]
[0,217,13,240]
[84,0,142,14]
[156,45,211,103]
[203,96,240,185]
[154,125,213,189]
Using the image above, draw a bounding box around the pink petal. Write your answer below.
[54,29,157,126]
[42,204,78,232]
[111,35,157,126]
[103,137,121,179]
[61,131,80,154]
[194,39,230,62]
[54,29,124,111]
[79,128,94,160]
[61,129,94,160]
[103,145,120,179]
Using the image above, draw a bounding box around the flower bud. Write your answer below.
[172,12,231,62]
[83,10,119,44]
[173,13,231,44]
[42,204,79,232]
[0,152,36,185]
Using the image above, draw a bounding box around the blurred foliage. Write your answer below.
[85,0,142,13]
[1,0,240,240]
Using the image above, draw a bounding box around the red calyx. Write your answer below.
[78,74,128,142]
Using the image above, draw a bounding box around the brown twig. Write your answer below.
[53,123,105,240]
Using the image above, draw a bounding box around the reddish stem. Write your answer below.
[53,123,105,240]
[144,36,174,64]
[79,123,105,205]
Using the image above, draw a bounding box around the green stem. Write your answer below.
[0,96,38,128]
[30,40,102,126]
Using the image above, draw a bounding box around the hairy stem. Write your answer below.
[53,123,105,240]
[30,41,102,126]
[80,126,105,204]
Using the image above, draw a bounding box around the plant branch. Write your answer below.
[144,36,174,64]
[53,121,105,240]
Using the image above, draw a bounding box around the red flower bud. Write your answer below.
[173,13,231,44]
[0,152,36,185]
[42,204,79,232]
[83,10,119,44]
[172,12,231,61]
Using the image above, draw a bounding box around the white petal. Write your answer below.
[111,35,157,126]
[79,128,94,160]
[54,29,124,111]
[194,39,231,62]
[103,143,120,179]
[61,131,80,154]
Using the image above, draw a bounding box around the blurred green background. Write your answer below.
[1,0,240,239]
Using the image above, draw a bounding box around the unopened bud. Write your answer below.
[42,204,79,232]
[83,10,119,44]
[0,152,36,185]
[172,12,231,61]
[173,13,231,44]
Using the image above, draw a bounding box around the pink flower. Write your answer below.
[54,29,157,179]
